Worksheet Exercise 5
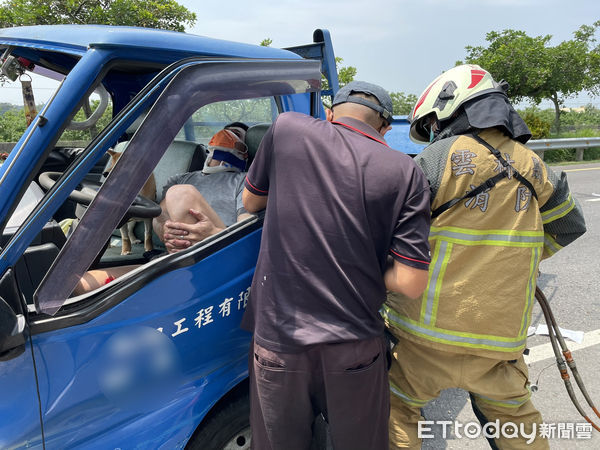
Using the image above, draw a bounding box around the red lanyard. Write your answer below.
[332,121,388,147]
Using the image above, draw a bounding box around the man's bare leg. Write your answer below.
[75,185,229,294]
[73,265,141,296]
[164,184,225,227]
[157,184,227,252]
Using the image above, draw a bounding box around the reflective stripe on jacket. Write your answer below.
[385,129,585,360]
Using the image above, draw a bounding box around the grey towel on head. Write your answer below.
[435,92,531,144]
[463,93,531,143]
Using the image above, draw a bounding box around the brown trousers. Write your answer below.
[389,337,548,449]
[249,336,390,450]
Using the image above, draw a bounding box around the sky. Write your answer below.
[178,0,600,109]
[2,0,600,108]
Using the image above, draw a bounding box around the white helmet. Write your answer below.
[408,64,506,143]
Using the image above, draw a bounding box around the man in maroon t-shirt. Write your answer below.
[242,81,431,450]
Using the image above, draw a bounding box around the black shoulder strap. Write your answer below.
[431,171,507,219]
[431,133,538,219]
[471,134,538,201]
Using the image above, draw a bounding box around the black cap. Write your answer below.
[332,81,394,125]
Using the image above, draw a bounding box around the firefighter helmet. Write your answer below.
[408,64,506,143]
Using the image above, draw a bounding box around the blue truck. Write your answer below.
[0,25,422,449]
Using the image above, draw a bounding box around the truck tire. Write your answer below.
[187,394,251,450]
[187,394,331,450]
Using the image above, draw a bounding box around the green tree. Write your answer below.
[519,106,551,139]
[463,22,600,133]
[390,91,417,115]
[575,21,600,96]
[336,58,357,87]
[321,56,357,108]
[0,0,196,31]
[0,0,195,141]
[193,98,273,132]
[259,38,357,107]
[0,102,16,115]
[559,104,600,130]
[0,108,26,141]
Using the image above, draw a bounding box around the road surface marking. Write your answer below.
[524,329,600,365]
[587,193,600,202]
[453,330,600,422]
[563,167,600,173]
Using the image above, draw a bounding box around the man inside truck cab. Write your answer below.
[155,122,253,253]
[73,123,252,294]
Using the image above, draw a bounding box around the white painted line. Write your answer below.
[451,330,600,422]
[586,198,600,202]
[563,167,600,172]
[524,329,600,365]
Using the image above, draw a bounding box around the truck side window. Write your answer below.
[3,77,115,307]
[63,97,277,297]
[33,58,320,314]
[35,97,277,306]
[180,97,277,144]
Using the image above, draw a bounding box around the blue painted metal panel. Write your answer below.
[0,341,44,449]
[0,49,114,271]
[0,50,168,276]
[33,230,259,448]
[0,25,301,63]
[386,116,425,156]
[280,93,315,118]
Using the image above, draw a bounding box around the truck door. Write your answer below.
[3,58,321,448]
[0,268,44,449]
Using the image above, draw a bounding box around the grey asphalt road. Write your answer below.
[418,162,600,450]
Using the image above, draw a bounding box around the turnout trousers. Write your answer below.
[249,335,390,450]
[389,336,548,449]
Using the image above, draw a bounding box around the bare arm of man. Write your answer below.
[384,258,428,299]
[242,188,268,213]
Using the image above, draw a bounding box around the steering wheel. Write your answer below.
[66,85,110,131]
[38,171,161,221]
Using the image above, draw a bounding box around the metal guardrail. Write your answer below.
[528,137,600,161]
[1,137,599,160]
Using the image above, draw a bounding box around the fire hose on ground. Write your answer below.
[535,286,600,432]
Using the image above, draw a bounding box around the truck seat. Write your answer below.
[111,139,206,202]
[244,123,270,167]
[152,140,206,201]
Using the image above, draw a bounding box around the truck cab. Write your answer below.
[0,25,338,449]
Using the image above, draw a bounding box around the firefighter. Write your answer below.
[385,64,586,449]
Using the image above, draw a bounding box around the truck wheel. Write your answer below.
[187,394,331,450]
[187,394,251,450]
